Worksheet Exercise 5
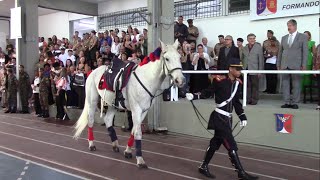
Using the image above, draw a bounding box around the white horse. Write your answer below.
[73,39,185,168]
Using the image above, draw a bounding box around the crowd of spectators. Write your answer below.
[0,16,319,119]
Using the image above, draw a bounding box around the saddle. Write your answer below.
[99,57,136,109]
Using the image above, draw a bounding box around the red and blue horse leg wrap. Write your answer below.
[127,134,134,147]
[107,126,118,142]
[135,140,142,156]
[88,127,94,141]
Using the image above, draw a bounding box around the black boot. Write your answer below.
[38,110,43,117]
[228,150,259,180]
[198,146,216,179]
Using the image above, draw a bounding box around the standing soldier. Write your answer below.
[1,68,8,109]
[38,68,50,118]
[186,58,258,180]
[18,65,32,113]
[5,68,18,113]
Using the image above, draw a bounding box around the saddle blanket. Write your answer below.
[99,58,136,92]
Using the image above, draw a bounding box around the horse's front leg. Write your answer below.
[125,111,148,168]
[104,106,119,152]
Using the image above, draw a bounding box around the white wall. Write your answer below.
[98,0,147,14]
[0,19,9,51]
[193,14,319,47]
[38,12,93,40]
[38,12,69,39]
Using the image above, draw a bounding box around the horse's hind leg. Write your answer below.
[87,85,99,151]
[104,106,119,152]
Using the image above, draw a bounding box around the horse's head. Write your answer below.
[160,39,185,88]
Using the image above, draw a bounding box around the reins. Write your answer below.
[189,100,244,138]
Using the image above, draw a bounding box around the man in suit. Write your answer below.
[242,33,264,105]
[217,35,240,70]
[277,19,308,109]
[202,37,215,66]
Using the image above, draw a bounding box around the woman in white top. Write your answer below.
[131,28,140,45]
[111,36,121,56]
[191,44,211,93]
[55,68,68,120]
[32,70,41,116]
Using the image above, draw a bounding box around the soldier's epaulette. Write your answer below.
[236,78,243,84]
[215,75,226,82]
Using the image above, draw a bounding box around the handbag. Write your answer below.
[73,73,85,86]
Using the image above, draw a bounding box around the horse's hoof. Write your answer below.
[89,146,96,151]
[124,152,133,159]
[137,164,148,169]
[113,146,120,153]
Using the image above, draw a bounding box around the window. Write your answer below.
[229,0,250,14]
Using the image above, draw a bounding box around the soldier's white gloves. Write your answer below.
[240,120,247,127]
[186,93,194,101]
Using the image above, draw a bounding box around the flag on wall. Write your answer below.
[275,114,293,134]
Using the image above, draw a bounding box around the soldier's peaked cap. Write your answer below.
[229,58,243,67]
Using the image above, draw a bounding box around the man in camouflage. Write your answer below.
[38,68,50,118]
[18,65,32,113]
[5,68,18,113]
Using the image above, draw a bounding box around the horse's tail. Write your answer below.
[73,100,89,139]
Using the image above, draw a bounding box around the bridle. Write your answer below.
[132,51,182,109]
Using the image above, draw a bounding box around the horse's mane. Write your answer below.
[139,47,162,66]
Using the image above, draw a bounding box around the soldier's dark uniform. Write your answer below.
[5,69,18,113]
[197,58,258,180]
[18,65,32,113]
[39,68,50,118]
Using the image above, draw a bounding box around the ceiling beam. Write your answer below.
[39,0,98,16]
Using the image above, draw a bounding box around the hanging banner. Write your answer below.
[275,114,293,134]
[250,0,320,20]
[10,7,22,39]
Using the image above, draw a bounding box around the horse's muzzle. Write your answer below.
[174,77,185,88]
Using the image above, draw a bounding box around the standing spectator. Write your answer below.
[191,44,210,93]
[217,35,240,70]
[120,31,126,43]
[187,19,199,45]
[214,35,225,58]
[127,25,133,36]
[123,34,134,57]
[67,50,76,64]
[32,70,41,116]
[6,39,14,55]
[263,30,280,51]
[141,29,148,56]
[237,38,244,62]
[314,44,320,110]
[242,33,264,105]
[131,28,140,46]
[89,30,98,67]
[202,37,215,65]
[264,36,279,94]
[179,46,193,96]
[72,31,81,46]
[111,36,121,56]
[54,67,68,120]
[277,19,308,109]
[100,40,109,54]
[18,65,32,113]
[58,48,68,67]
[0,68,8,109]
[5,68,17,113]
[174,16,188,45]
[103,30,113,47]
[67,65,78,108]
[74,58,86,109]
[38,68,50,118]
[302,31,316,88]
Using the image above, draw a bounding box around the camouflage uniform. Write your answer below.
[6,73,18,112]
[39,75,50,117]
[0,74,8,108]
[18,71,32,113]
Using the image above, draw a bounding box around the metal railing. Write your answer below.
[170,70,320,106]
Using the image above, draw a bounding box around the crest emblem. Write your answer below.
[257,0,277,16]
[275,114,293,134]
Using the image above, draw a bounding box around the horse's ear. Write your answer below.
[173,39,180,50]
[159,39,167,52]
